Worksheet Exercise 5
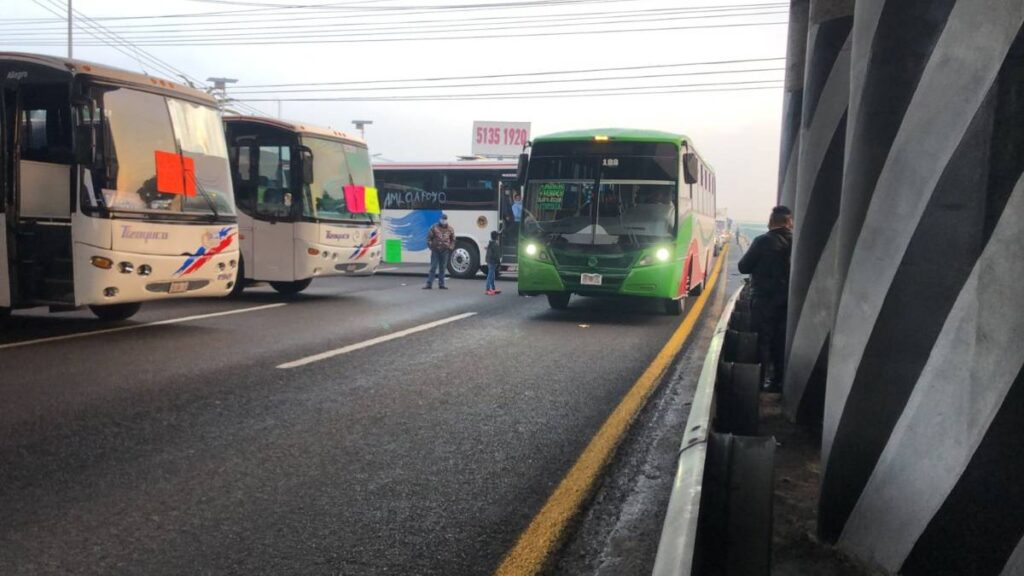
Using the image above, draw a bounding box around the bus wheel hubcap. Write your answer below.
[451,249,471,273]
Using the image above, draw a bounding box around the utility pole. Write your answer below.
[67,0,72,58]
[352,119,373,139]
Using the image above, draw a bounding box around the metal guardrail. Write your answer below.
[651,286,744,576]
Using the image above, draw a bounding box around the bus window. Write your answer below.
[19,87,72,163]
[257,145,292,218]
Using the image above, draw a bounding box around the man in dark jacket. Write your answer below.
[424,213,456,289]
[737,206,793,391]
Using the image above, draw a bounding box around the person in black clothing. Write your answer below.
[485,231,501,295]
[737,206,793,391]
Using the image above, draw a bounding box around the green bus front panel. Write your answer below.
[518,248,683,300]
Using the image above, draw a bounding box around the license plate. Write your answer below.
[581,273,603,286]
[168,281,189,294]
[506,264,518,273]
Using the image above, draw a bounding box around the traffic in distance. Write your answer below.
[0,52,719,321]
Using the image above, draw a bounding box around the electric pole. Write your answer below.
[67,0,72,58]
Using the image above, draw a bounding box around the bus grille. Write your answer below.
[552,252,637,270]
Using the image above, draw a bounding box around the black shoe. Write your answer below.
[423,285,432,290]
[439,285,449,290]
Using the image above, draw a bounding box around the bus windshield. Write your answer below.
[524,149,678,247]
[92,86,235,218]
[301,137,377,224]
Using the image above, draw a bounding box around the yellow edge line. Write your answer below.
[493,245,730,576]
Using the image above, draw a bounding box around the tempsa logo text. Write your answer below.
[6,71,28,81]
[120,226,169,242]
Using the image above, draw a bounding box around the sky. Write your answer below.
[2,0,788,222]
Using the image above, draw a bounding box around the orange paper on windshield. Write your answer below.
[155,150,197,197]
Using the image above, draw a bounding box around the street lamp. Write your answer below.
[352,120,373,139]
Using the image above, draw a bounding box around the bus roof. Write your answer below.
[532,128,691,145]
[0,52,217,106]
[373,161,517,171]
[224,115,366,146]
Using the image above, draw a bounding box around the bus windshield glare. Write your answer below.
[524,147,678,247]
[302,137,377,224]
[91,86,235,218]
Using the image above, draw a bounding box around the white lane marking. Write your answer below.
[277,312,477,369]
[0,303,287,351]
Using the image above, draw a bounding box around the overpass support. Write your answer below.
[779,0,1024,573]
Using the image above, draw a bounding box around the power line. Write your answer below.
[236,83,783,101]
[0,4,788,33]
[0,9,787,41]
[232,56,785,88]
[229,66,784,94]
[236,78,783,101]
[11,19,788,46]
[7,10,785,43]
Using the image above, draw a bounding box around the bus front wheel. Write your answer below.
[448,239,480,279]
[89,302,142,321]
[664,298,683,316]
[547,293,571,310]
[270,278,313,295]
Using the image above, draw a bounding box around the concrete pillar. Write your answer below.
[782,0,853,424]
[777,0,809,208]
[818,4,1024,576]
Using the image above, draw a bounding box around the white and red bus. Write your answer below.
[224,117,382,294]
[0,53,239,320]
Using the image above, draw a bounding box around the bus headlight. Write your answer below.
[656,247,671,262]
[525,243,538,256]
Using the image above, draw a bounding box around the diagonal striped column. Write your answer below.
[782,0,852,423]
[818,5,1024,576]
[777,0,810,209]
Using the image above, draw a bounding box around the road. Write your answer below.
[0,257,730,575]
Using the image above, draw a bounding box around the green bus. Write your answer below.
[516,129,718,315]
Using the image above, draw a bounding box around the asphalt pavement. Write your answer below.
[0,259,725,575]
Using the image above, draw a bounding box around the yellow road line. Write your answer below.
[493,245,730,576]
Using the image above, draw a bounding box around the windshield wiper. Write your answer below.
[191,175,221,222]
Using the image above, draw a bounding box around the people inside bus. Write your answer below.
[737,206,793,392]
[512,193,523,222]
[424,213,456,290]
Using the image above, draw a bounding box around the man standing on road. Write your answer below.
[424,213,456,290]
[737,206,793,392]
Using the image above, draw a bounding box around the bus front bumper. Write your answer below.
[518,258,682,299]
[75,243,239,306]
[295,239,382,279]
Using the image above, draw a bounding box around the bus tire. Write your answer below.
[270,278,313,295]
[229,257,247,297]
[547,293,571,310]
[89,302,142,321]
[664,297,683,316]
[448,239,480,279]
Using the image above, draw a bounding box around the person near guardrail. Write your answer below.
[737,206,793,392]
[485,231,501,296]
[424,213,456,290]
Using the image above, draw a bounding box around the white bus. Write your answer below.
[372,161,519,278]
[0,53,239,321]
[224,117,382,294]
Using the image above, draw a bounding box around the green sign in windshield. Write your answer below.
[537,183,565,210]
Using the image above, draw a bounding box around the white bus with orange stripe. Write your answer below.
[223,116,381,295]
[0,53,240,321]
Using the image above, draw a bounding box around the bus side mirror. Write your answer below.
[299,146,314,185]
[516,152,529,188]
[682,153,699,185]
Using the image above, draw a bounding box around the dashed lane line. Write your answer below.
[276,311,478,369]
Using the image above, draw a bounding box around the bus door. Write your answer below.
[0,88,12,308]
[9,84,75,306]
[499,181,520,269]
[251,141,296,281]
